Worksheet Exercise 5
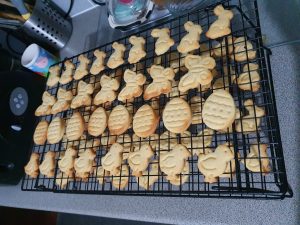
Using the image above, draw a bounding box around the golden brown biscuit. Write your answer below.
[151,28,175,55]
[108,105,131,135]
[39,151,56,178]
[88,107,107,137]
[35,91,56,116]
[101,143,123,176]
[24,152,40,178]
[93,75,120,105]
[177,21,202,54]
[90,50,106,75]
[58,147,77,177]
[60,60,74,85]
[47,65,60,87]
[71,80,94,109]
[128,36,146,64]
[51,88,73,114]
[74,54,90,80]
[33,120,49,145]
[74,148,96,180]
[47,117,65,144]
[107,42,126,69]
[66,112,85,141]
[56,172,73,188]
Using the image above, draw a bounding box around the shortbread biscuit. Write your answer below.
[117,134,132,160]
[47,65,60,87]
[128,36,146,64]
[112,164,129,189]
[66,112,85,141]
[39,151,56,177]
[35,91,56,116]
[159,144,191,180]
[88,107,107,137]
[178,54,216,92]
[56,172,72,188]
[24,153,40,178]
[118,69,146,102]
[231,37,256,62]
[177,21,202,54]
[107,42,126,69]
[133,105,159,138]
[71,80,94,109]
[33,120,48,145]
[202,90,236,130]
[190,96,205,124]
[151,28,175,55]
[94,75,120,105]
[213,36,235,57]
[74,54,90,80]
[101,143,123,176]
[128,144,154,177]
[58,147,77,176]
[168,161,189,186]
[47,117,65,144]
[132,133,158,152]
[206,5,234,39]
[138,160,159,189]
[237,63,260,92]
[108,105,131,135]
[95,166,110,185]
[90,50,106,75]
[51,88,73,114]
[144,65,175,100]
[163,98,192,133]
[100,131,117,148]
[74,148,96,180]
[60,60,74,85]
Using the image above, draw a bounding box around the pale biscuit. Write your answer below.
[132,134,158,152]
[138,160,159,189]
[151,28,175,55]
[144,65,175,100]
[71,80,94,109]
[39,151,56,178]
[178,54,216,92]
[51,88,73,114]
[177,21,202,54]
[206,5,234,39]
[213,36,235,57]
[100,131,117,148]
[60,60,74,85]
[101,143,123,176]
[33,120,48,145]
[58,147,77,177]
[231,37,256,62]
[118,69,146,102]
[202,90,236,130]
[56,172,72,188]
[236,63,260,92]
[159,144,191,180]
[108,105,131,135]
[66,112,85,141]
[112,164,129,189]
[94,75,120,105]
[35,91,56,116]
[128,144,154,177]
[107,42,126,69]
[116,134,132,160]
[88,107,107,137]
[24,152,40,178]
[47,117,65,144]
[74,54,90,80]
[74,148,96,180]
[163,98,192,133]
[47,65,60,87]
[95,166,110,185]
[190,96,205,124]
[133,104,159,138]
[128,35,146,64]
[90,50,106,75]
[168,161,189,186]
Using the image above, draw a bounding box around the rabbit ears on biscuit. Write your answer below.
[112,42,126,51]
[184,21,202,34]
[129,36,145,44]
[94,49,106,58]
[213,5,233,19]
[149,65,175,80]
[151,28,170,37]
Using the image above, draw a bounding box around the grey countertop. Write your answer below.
[0,1,299,225]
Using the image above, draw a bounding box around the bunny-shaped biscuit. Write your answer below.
[51,88,73,114]
[128,36,146,64]
[128,144,154,177]
[144,65,175,100]
[243,144,270,174]
[118,69,146,102]
[94,75,120,105]
[236,63,260,92]
[39,151,56,178]
[206,5,234,39]
[178,21,203,54]
[58,147,77,176]
[151,28,175,55]
[71,80,94,109]
[35,91,56,116]
[107,42,126,69]
[74,55,90,80]
[198,144,234,182]
[178,54,216,92]
[90,50,106,75]
[74,148,96,180]
[60,60,75,85]
[159,144,191,180]
[101,143,123,176]
[24,153,40,178]
[47,65,60,87]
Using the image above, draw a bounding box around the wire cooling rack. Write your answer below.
[22,0,293,199]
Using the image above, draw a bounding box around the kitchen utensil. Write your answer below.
[163,0,210,15]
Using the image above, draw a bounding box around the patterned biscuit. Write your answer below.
[144,65,175,100]
[202,90,236,130]
[74,148,96,180]
[71,80,94,109]
[101,143,123,176]
[112,164,129,189]
[33,120,48,145]
[168,161,189,186]
[133,104,159,138]
[39,151,56,178]
[51,88,73,114]
[90,50,106,75]
[190,96,205,124]
[118,69,146,102]
[151,28,175,55]
[47,65,60,87]
[108,105,131,135]
[24,153,40,178]
[231,37,256,62]
[138,160,159,189]
[58,147,77,177]
[47,117,65,144]
[206,5,234,39]
[107,42,126,69]
[94,166,110,185]
[60,60,74,85]
[88,107,107,137]
[236,63,260,92]
[163,98,192,133]
[116,134,132,160]
[66,112,85,141]
[74,54,90,80]
[177,21,202,54]
[35,91,56,116]
[94,75,120,105]
[128,36,146,64]
[178,54,216,92]
[213,36,235,57]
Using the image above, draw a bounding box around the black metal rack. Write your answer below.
[22,0,293,199]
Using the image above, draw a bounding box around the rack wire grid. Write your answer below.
[22,0,293,199]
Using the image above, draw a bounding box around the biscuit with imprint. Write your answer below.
[58,147,77,176]
[178,21,202,54]
[101,143,123,176]
[51,88,73,114]
[39,151,56,177]
[24,153,40,178]
[231,37,256,62]
[74,54,90,80]
[138,160,159,189]
[236,63,260,92]
[90,50,106,75]
[128,36,146,64]
[74,148,96,180]
[35,91,56,116]
[94,75,120,105]
[71,80,94,109]
[66,112,85,141]
[60,60,74,85]
[112,164,129,189]
[108,105,131,135]
[47,117,65,144]
[151,28,175,55]
[88,107,107,137]
[33,120,48,145]
[47,65,60,87]
[107,42,126,69]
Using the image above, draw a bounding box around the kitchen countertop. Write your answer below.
[0,1,299,224]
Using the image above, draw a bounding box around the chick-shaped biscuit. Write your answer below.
[71,80,94,109]
[74,148,96,181]
[243,144,270,174]
[35,91,56,116]
[107,42,126,69]
[94,75,120,105]
[90,50,106,75]
[24,153,40,178]
[51,88,73,114]
[47,65,60,87]
[151,28,175,55]
[58,147,77,176]
[39,151,56,178]
[74,54,90,80]
[128,36,146,64]
[101,143,123,176]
